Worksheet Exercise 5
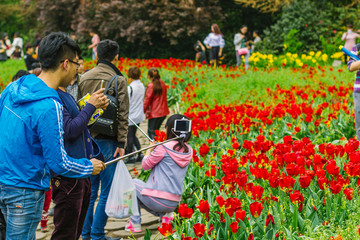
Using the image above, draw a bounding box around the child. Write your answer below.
[125,114,193,232]
[126,66,145,164]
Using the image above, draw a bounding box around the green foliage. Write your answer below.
[284,29,303,53]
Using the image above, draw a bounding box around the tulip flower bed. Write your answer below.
[149,62,360,239]
[1,58,359,239]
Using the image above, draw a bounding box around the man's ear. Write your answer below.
[113,54,119,62]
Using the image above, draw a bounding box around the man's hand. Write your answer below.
[113,147,125,158]
[88,88,109,109]
[90,158,106,175]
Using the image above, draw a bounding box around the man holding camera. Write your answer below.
[78,39,129,240]
[0,32,106,240]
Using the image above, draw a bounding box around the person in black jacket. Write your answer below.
[24,44,39,71]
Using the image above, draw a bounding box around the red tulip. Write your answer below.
[193,223,206,238]
[251,185,264,200]
[343,188,354,200]
[216,196,225,207]
[289,190,304,204]
[235,209,246,222]
[178,203,193,218]
[199,143,210,157]
[266,214,275,226]
[248,232,254,240]
[158,223,175,236]
[230,221,240,233]
[249,202,264,218]
[299,175,311,188]
[197,199,209,218]
[207,223,214,235]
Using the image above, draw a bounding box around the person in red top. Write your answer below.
[143,68,169,139]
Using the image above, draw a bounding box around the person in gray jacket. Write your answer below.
[125,114,193,233]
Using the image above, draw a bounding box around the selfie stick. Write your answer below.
[104,135,184,166]
[340,46,360,61]
[129,118,153,142]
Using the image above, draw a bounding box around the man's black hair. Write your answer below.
[25,44,34,51]
[12,70,30,82]
[31,62,41,70]
[97,40,119,62]
[38,32,81,71]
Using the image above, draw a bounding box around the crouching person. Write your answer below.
[51,83,109,238]
[125,114,193,232]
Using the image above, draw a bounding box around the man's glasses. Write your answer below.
[60,59,80,69]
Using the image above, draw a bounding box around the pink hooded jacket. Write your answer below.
[141,141,193,202]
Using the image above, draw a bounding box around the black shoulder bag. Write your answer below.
[90,75,119,137]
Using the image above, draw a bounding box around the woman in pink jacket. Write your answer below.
[125,114,193,233]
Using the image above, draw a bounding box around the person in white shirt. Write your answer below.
[203,24,225,67]
[126,66,145,164]
[10,32,23,58]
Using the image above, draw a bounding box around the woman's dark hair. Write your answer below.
[240,25,248,34]
[212,24,222,35]
[38,32,81,71]
[165,114,192,153]
[128,66,141,79]
[348,24,353,29]
[12,70,30,82]
[148,67,162,96]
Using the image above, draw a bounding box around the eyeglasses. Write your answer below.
[60,59,80,69]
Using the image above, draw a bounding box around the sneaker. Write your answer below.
[40,226,49,232]
[125,221,142,233]
[161,212,175,224]
[137,153,144,162]
[125,156,137,165]
[104,237,122,240]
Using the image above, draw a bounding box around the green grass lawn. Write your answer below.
[0,59,27,86]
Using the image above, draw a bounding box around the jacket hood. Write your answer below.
[8,74,60,107]
[163,141,193,168]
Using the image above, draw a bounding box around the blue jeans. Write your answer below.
[92,50,97,60]
[82,139,118,240]
[0,184,44,240]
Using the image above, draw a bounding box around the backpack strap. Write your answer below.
[104,75,119,98]
[129,86,133,97]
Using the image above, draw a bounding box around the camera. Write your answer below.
[174,118,192,133]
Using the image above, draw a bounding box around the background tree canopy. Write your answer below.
[1,0,360,64]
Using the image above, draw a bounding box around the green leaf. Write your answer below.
[144,229,152,240]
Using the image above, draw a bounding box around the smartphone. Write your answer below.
[174,119,192,133]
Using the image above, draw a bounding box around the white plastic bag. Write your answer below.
[105,160,140,218]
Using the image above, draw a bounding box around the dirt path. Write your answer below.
[36,119,170,240]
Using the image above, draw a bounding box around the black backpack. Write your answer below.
[90,75,119,137]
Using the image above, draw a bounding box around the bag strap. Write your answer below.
[129,86,133,97]
[104,75,119,99]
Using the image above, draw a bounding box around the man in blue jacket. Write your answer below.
[0,32,106,240]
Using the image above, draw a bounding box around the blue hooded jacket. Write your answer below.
[0,74,93,190]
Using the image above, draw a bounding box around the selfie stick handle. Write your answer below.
[129,118,152,141]
[104,136,183,166]
[340,46,360,61]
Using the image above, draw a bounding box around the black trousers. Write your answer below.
[148,116,167,140]
[51,177,91,240]
[0,210,5,240]
[126,125,141,154]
